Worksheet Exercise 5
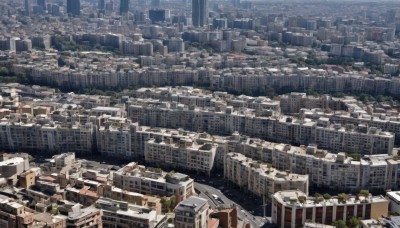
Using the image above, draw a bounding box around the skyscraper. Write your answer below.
[120,0,129,15]
[106,0,114,13]
[66,0,81,16]
[25,0,30,16]
[98,0,105,11]
[192,0,208,27]
[37,0,47,10]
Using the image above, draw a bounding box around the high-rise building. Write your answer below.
[98,0,105,11]
[192,0,208,27]
[25,0,30,16]
[105,0,114,13]
[66,0,81,16]
[120,0,129,14]
[149,9,170,22]
[37,0,47,10]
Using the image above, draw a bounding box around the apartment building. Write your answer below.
[66,204,102,228]
[280,92,346,114]
[145,137,217,175]
[96,198,167,228]
[272,190,388,228]
[210,73,400,99]
[230,137,400,192]
[0,197,34,228]
[314,123,394,155]
[0,121,94,155]
[127,101,394,155]
[98,122,191,160]
[97,122,136,159]
[102,185,162,214]
[386,191,400,215]
[311,110,400,145]
[0,156,29,179]
[133,86,281,114]
[18,170,36,189]
[174,196,209,228]
[224,153,309,200]
[112,162,194,203]
[65,186,99,206]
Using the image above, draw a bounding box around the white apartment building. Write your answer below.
[174,196,209,228]
[127,102,394,155]
[234,139,400,192]
[112,162,194,203]
[272,190,388,228]
[386,191,400,215]
[97,122,134,158]
[0,157,29,178]
[224,152,309,200]
[0,121,94,155]
[96,197,167,228]
[145,137,217,175]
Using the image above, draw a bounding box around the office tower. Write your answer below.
[25,0,30,16]
[105,0,114,14]
[37,0,47,10]
[192,0,208,27]
[120,0,129,15]
[66,0,81,16]
[149,9,170,22]
[98,0,105,11]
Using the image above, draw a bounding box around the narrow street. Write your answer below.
[194,182,270,227]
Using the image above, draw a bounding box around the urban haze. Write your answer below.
[0,0,398,227]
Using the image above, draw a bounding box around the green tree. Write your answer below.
[0,67,9,76]
[298,196,306,204]
[323,193,332,200]
[314,193,322,198]
[160,197,167,212]
[338,193,349,204]
[359,189,369,197]
[332,220,347,228]
[169,196,176,211]
[347,216,360,228]
[347,153,362,161]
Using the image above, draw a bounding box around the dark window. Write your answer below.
[316,207,323,223]
[325,206,333,224]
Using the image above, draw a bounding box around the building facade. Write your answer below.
[174,196,209,228]
[272,190,389,228]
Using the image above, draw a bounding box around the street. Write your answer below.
[194,182,270,227]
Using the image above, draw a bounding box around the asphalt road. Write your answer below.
[195,182,269,227]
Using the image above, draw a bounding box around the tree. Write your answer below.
[332,220,347,228]
[347,216,360,228]
[347,153,362,161]
[298,196,306,204]
[314,193,322,198]
[338,193,349,204]
[0,67,9,76]
[51,207,59,215]
[160,197,167,212]
[323,193,332,200]
[169,196,176,211]
[359,189,369,198]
